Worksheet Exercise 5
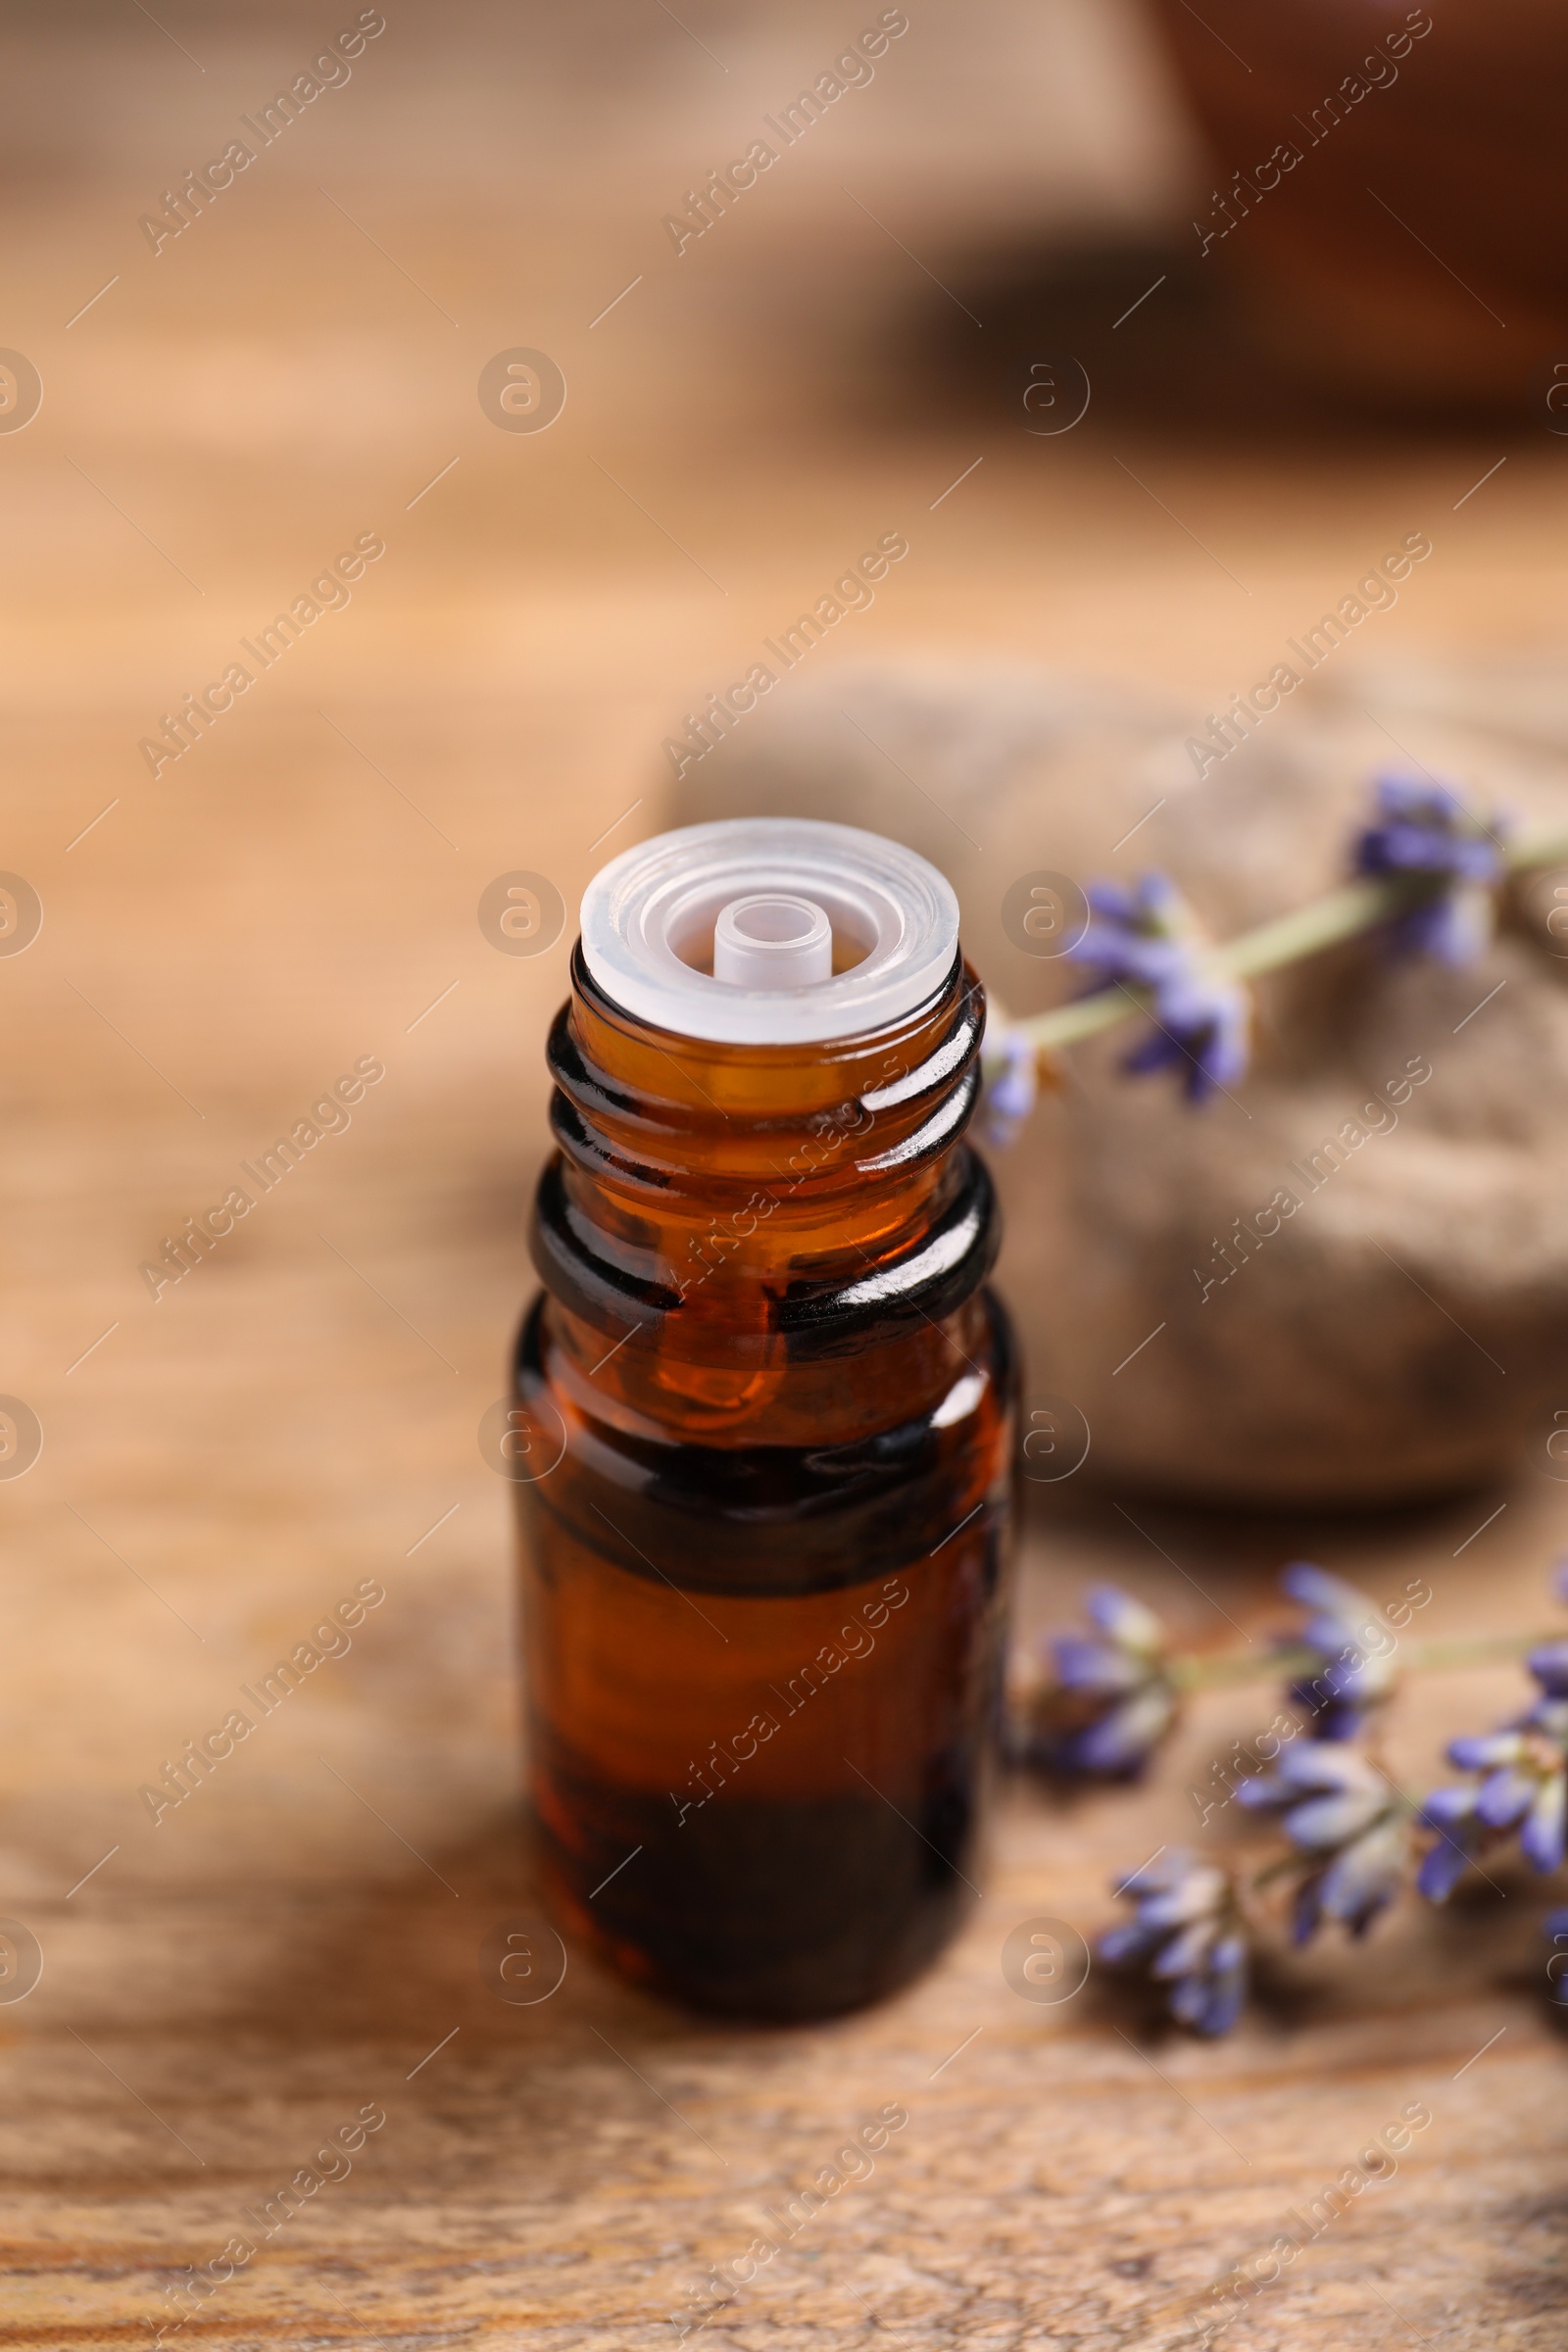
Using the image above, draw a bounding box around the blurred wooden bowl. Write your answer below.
[1146,0,1568,412]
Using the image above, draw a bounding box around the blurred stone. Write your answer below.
[668,662,1568,1505]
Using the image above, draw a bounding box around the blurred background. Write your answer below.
[5,2,1567,2343]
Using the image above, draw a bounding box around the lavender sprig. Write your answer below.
[978,778,1565,1138]
[980,1027,1039,1149]
[1100,1852,1250,2035]
[1418,1563,1568,1898]
[1235,1743,1410,1944]
[1023,1585,1178,1777]
[1281,1561,1401,1740]
[1091,1559,1568,2042]
[1065,874,1250,1102]
[1352,774,1508,964]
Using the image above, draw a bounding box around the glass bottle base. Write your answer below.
[534,1751,979,2021]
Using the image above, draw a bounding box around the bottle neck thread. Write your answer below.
[531,945,994,1380]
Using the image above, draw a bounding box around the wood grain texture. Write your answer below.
[3,4,1566,2343]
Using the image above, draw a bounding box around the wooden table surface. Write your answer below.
[3,5,1565,2344]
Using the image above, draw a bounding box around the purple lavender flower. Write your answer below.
[1352,774,1508,963]
[1418,1586,1568,1897]
[1026,1585,1178,1777]
[1066,874,1250,1102]
[1545,1909,1568,2007]
[1101,1851,1249,2035]
[981,1028,1039,1150]
[1234,1741,1409,1943]
[1281,1561,1400,1740]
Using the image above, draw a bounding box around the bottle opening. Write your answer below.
[580,817,959,1045]
[712,893,834,989]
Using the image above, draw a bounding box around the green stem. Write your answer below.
[1509,829,1568,874]
[1168,1645,1315,1693]
[1165,1628,1554,1694]
[986,828,1568,1073]
[1217,879,1394,980]
[1250,1851,1308,1891]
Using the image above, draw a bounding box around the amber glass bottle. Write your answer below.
[514,820,1015,2020]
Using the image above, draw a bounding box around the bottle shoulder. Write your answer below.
[515,1286,1017,1598]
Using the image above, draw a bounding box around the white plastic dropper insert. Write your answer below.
[580,817,959,1045]
[712,892,833,989]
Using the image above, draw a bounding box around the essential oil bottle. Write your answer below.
[514,818,1016,2020]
